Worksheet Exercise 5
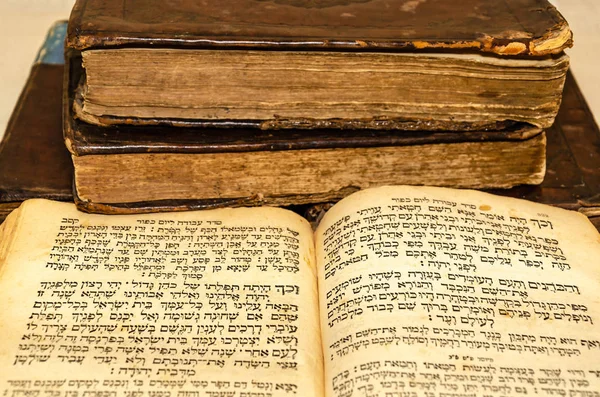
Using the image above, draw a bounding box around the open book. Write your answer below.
[1,186,599,396]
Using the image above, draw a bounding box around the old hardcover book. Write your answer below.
[66,0,572,130]
[1,186,599,396]
[0,22,72,223]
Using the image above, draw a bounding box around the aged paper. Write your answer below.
[316,186,600,397]
[0,200,323,397]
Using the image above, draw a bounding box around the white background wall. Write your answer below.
[0,1,598,139]
[556,2,600,122]
[0,0,76,137]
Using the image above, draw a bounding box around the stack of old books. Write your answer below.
[3,2,600,395]
[60,0,575,215]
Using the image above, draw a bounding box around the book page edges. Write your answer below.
[70,134,546,207]
[0,203,24,280]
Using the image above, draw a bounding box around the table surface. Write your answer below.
[1,0,599,140]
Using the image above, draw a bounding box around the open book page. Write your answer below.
[0,200,323,397]
[315,186,600,397]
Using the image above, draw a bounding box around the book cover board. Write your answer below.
[67,0,571,56]
[0,22,73,222]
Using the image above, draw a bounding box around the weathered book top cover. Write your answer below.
[67,0,572,57]
[0,22,72,205]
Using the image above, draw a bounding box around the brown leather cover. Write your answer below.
[0,64,73,215]
[67,0,571,57]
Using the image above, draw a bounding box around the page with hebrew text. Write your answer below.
[0,200,323,397]
[316,186,600,397]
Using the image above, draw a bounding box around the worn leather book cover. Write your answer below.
[0,22,73,222]
[67,0,571,56]
[65,0,573,131]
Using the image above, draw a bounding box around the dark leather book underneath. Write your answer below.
[0,62,73,222]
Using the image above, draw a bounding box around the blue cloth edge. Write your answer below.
[34,20,67,65]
